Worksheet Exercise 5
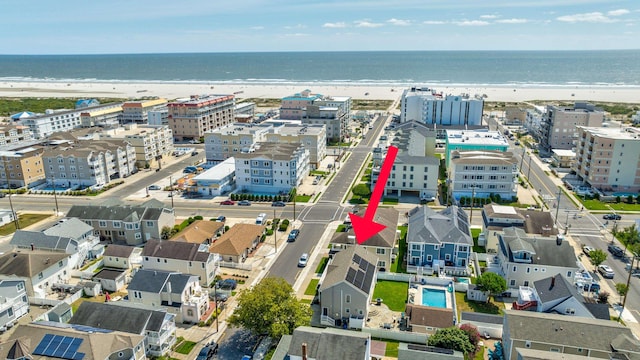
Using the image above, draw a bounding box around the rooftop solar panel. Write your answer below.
[33,334,85,360]
[354,270,365,289]
[345,268,357,284]
[352,253,362,265]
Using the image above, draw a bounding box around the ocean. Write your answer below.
[1,50,639,88]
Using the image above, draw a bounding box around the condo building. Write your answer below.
[0,125,34,146]
[573,126,640,193]
[539,102,604,152]
[99,124,174,169]
[0,147,46,189]
[120,98,168,124]
[280,90,351,142]
[449,150,518,201]
[401,86,484,127]
[445,129,509,167]
[168,94,235,141]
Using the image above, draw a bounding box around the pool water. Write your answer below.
[421,288,447,308]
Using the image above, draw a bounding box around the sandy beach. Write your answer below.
[1,80,639,104]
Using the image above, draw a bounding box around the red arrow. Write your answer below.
[349,145,399,245]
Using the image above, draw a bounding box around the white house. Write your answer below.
[0,279,29,330]
[141,239,219,287]
[127,269,209,324]
[0,251,71,298]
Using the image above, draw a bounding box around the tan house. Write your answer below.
[404,304,454,334]
[0,147,46,189]
[318,246,378,329]
[330,208,399,271]
[170,220,225,245]
[209,223,264,264]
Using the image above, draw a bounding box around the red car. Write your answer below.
[220,199,235,205]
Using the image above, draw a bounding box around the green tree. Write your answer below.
[352,183,371,198]
[589,249,607,270]
[598,291,610,304]
[160,226,172,240]
[475,272,507,301]
[427,327,475,355]
[615,283,629,304]
[228,277,311,338]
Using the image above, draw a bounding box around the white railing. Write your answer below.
[219,261,253,270]
[362,327,427,344]
[320,315,335,327]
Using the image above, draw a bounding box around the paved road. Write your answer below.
[267,113,390,283]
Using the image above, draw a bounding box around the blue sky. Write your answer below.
[2,0,638,54]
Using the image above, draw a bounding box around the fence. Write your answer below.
[362,327,427,344]
[377,272,411,282]
[219,261,253,271]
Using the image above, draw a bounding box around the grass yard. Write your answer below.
[304,279,320,296]
[382,198,398,205]
[315,257,329,274]
[455,292,504,319]
[581,198,640,211]
[471,228,486,253]
[71,291,129,313]
[391,226,408,273]
[173,337,197,354]
[295,195,312,202]
[373,281,408,312]
[384,340,399,357]
[0,213,51,236]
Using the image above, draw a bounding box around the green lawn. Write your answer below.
[382,198,398,205]
[0,213,51,236]
[315,257,329,274]
[173,338,197,354]
[582,199,640,211]
[373,281,408,311]
[454,292,504,319]
[304,279,320,296]
[295,195,312,202]
[471,228,486,253]
[384,340,399,357]
[336,224,346,233]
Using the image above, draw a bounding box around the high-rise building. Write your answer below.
[401,86,484,127]
[539,103,604,152]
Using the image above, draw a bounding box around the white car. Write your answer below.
[298,253,309,267]
[582,246,595,257]
[598,264,615,279]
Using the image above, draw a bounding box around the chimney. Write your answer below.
[550,276,555,289]
[302,343,308,360]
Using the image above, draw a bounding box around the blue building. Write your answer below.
[406,205,472,276]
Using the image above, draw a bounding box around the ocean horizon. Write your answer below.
[1,50,639,88]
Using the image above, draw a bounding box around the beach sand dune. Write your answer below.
[1,81,639,104]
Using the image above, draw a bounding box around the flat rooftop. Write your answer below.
[446,129,508,146]
[194,157,235,181]
[581,126,640,140]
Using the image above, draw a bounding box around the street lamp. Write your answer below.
[52,175,59,216]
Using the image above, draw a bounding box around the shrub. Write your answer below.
[194,215,203,220]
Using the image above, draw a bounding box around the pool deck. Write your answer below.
[408,284,454,310]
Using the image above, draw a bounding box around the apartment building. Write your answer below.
[302,102,348,142]
[121,98,168,124]
[167,94,235,141]
[539,102,604,152]
[372,122,439,200]
[0,124,34,146]
[279,89,324,120]
[445,129,509,167]
[234,142,309,194]
[0,147,46,188]
[67,199,176,246]
[205,122,326,168]
[19,102,123,139]
[573,126,640,192]
[401,86,484,127]
[80,105,123,128]
[449,150,518,201]
[42,140,136,188]
[148,106,169,126]
[100,123,174,168]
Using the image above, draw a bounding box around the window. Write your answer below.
[135,233,142,239]
[376,248,385,254]
[113,221,121,228]
[99,220,107,227]
[510,279,516,286]
[146,221,154,227]
[58,261,63,267]
[39,272,43,279]
[524,281,529,287]
[346,294,351,303]
[513,266,517,272]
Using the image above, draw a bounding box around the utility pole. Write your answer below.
[527,156,533,181]
[519,147,526,174]
[52,175,59,217]
[213,286,219,332]
[470,185,476,223]
[554,187,562,225]
[169,176,174,209]
[273,208,278,253]
[8,190,18,229]
[619,252,638,321]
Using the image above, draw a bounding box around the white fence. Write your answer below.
[72,258,104,279]
[29,297,63,307]
[219,261,253,271]
[362,327,427,344]
[377,272,411,282]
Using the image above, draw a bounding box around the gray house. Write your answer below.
[276,326,372,360]
[406,205,472,275]
[318,246,378,329]
[70,301,177,357]
[93,268,127,292]
[103,244,140,270]
[0,279,29,330]
[67,198,175,246]
[330,208,399,271]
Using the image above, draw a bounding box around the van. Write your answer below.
[256,213,267,225]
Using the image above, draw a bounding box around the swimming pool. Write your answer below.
[612,192,637,197]
[421,288,447,308]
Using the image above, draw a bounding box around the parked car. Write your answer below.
[147,184,162,190]
[583,282,601,292]
[209,292,228,302]
[288,229,300,242]
[0,193,5,198]
[607,243,624,257]
[238,200,251,206]
[191,151,199,156]
[598,264,615,279]
[196,342,218,360]
[582,245,595,257]
[216,279,237,290]
[221,199,235,205]
[603,213,622,220]
[216,215,226,222]
[271,201,286,207]
[298,253,309,267]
